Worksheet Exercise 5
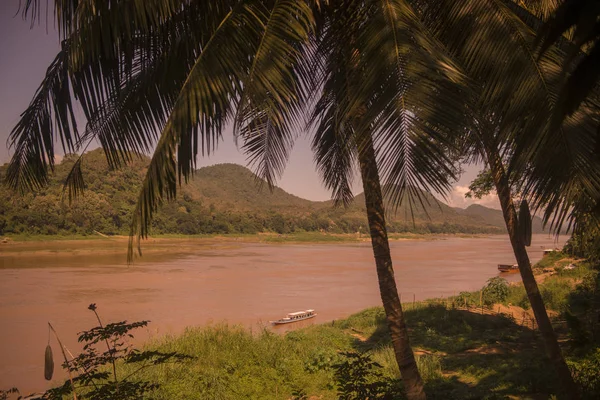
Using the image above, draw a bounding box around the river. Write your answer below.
[0,234,567,393]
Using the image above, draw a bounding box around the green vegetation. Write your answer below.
[259,232,362,243]
[104,305,572,399]
[454,255,594,314]
[0,150,503,240]
[39,305,560,399]
[44,304,189,400]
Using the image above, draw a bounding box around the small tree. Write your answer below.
[43,304,189,400]
[483,277,509,306]
[333,351,402,400]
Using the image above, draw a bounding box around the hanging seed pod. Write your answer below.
[519,200,532,247]
[44,344,54,381]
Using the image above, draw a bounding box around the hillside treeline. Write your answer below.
[0,150,502,237]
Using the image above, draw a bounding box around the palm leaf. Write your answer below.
[128,4,267,260]
[235,0,315,187]
[308,10,359,207]
[6,45,79,193]
[352,0,471,210]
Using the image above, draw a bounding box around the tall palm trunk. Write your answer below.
[484,143,579,399]
[357,134,426,400]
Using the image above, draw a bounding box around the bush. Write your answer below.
[43,304,189,400]
[540,279,573,312]
[333,351,403,400]
[504,284,530,309]
[482,277,509,306]
[568,349,600,399]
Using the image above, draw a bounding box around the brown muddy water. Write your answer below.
[0,234,566,393]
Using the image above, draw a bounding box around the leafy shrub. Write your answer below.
[504,284,530,309]
[304,349,338,373]
[333,351,403,399]
[565,270,600,347]
[540,279,574,312]
[42,304,189,400]
[455,291,478,307]
[568,349,600,399]
[482,277,509,305]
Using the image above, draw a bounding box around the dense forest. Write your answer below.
[0,149,508,236]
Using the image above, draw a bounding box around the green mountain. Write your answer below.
[456,204,548,233]
[181,163,318,213]
[0,149,503,236]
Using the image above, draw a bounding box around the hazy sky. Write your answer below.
[0,1,498,208]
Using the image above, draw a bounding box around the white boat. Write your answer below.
[270,309,316,325]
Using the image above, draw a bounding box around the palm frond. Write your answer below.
[353,0,471,210]
[520,106,600,232]
[512,0,559,20]
[235,0,315,187]
[78,1,220,170]
[62,154,86,202]
[308,46,357,206]
[307,1,369,207]
[6,44,79,193]
[536,0,600,124]
[128,4,268,260]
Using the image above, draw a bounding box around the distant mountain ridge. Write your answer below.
[455,204,548,234]
[0,149,505,236]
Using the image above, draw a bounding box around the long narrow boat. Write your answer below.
[270,309,316,325]
[498,263,519,273]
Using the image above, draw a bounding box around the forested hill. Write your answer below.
[455,204,548,234]
[0,149,504,236]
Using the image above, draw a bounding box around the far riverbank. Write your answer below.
[1,230,486,244]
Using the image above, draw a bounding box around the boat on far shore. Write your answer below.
[543,248,559,256]
[270,309,316,325]
[498,263,519,273]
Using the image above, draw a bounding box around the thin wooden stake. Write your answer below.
[48,323,78,400]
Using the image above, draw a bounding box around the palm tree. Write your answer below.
[415,1,600,397]
[6,1,472,398]
[307,6,469,397]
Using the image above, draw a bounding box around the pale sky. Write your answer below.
[0,0,499,209]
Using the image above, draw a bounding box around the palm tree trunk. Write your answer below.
[484,145,579,400]
[357,134,426,400]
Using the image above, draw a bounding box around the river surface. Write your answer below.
[0,234,567,393]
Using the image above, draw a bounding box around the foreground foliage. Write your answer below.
[42,304,188,400]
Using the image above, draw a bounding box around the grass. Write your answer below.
[2,231,364,244]
[125,324,352,399]
[533,251,568,271]
[115,303,565,400]
[504,258,592,312]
